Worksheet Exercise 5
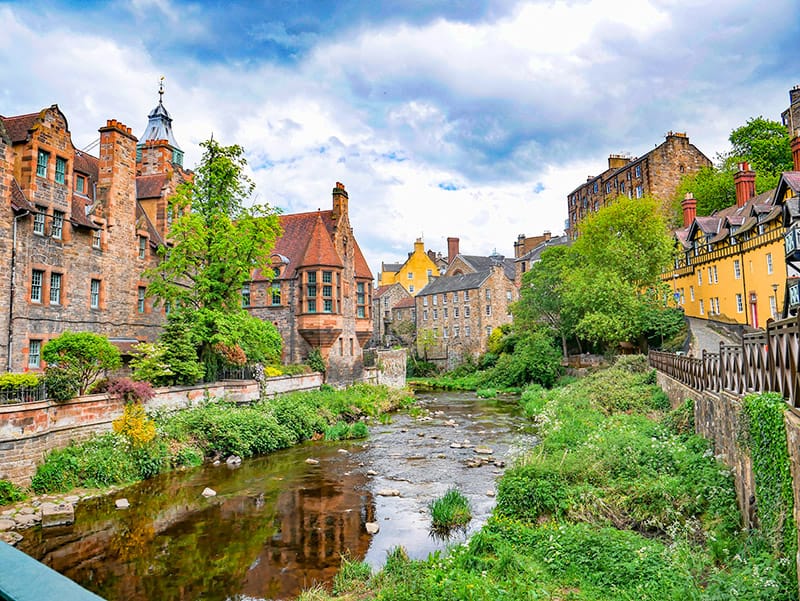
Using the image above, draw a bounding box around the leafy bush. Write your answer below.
[172,445,204,468]
[130,342,174,385]
[42,332,121,394]
[496,461,569,522]
[0,373,40,389]
[306,348,326,374]
[325,420,368,441]
[131,440,169,479]
[429,487,472,531]
[268,396,328,441]
[43,366,81,402]
[0,480,25,505]
[479,331,562,389]
[113,403,157,447]
[107,378,155,404]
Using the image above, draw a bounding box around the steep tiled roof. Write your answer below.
[73,150,99,179]
[272,210,336,279]
[352,238,373,279]
[136,174,169,200]
[0,111,40,143]
[10,179,34,212]
[418,271,489,295]
[300,213,344,269]
[136,203,165,247]
[70,195,99,229]
[374,285,394,299]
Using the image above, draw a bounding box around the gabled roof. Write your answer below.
[0,111,40,143]
[374,282,407,299]
[516,235,570,263]
[136,174,168,200]
[418,271,490,296]
[136,203,165,247]
[73,150,99,180]
[300,213,345,269]
[381,262,402,273]
[458,255,516,280]
[352,238,373,279]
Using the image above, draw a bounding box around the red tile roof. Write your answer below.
[73,150,99,180]
[70,195,99,229]
[136,174,168,199]
[300,212,345,269]
[0,111,41,143]
[374,284,394,298]
[394,297,416,309]
[10,179,34,212]
[136,203,165,247]
[352,237,373,279]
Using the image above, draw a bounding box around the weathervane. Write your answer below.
[158,76,165,104]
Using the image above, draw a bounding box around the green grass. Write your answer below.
[429,487,472,531]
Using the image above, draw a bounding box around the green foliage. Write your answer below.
[144,138,282,313]
[742,392,797,578]
[729,116,794,176]
[332,553,372,595]
[486,324,513,355]
[131,440,170,479]
[172,445,204,468]
[213,310,282,364]
[475,388,497,398]
[129,342,174,385]
[0,373,40,389]
[268,395,328,441]
[663,398,696,437]
[324,420,369,441]
[43,366,81,402]
[0,480,25,505]
[429,487,472,531]
[407,356,438,378]
[480,330,563,389]
[156,310,205,385]
[496,462,568,522]
[42,332,121,395]
[306,348,326,374]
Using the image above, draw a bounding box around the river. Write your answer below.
[18,391,536,600]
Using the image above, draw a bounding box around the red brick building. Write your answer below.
[0,93,190,372]
[246,183,374,383]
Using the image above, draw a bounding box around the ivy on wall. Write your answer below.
[742,392,798,578]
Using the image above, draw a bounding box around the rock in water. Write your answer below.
[305,458,320,465]
[365,522,380,534]
[201,488,217,498]
[115,498,130,509]
[376,488,401,497]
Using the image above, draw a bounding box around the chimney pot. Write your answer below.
[681,192,697,227]
[734,163,756,207]
[791,133,800,171]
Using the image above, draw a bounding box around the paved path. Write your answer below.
[686,317,740,356]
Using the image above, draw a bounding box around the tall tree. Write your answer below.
[143,139,284,380]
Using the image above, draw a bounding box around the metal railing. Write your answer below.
[649,313,800,406]
[0,383,47,405]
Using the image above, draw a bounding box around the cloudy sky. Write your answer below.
[2,0,798,275]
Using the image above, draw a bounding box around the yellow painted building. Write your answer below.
[378,238,440,296]
[665,165,786,329]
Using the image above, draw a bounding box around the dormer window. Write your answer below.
[75,175,86,194]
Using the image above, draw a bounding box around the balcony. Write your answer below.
[297,313,343,349]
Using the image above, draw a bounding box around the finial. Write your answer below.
[158,76,165,104]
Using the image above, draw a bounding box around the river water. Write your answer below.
[18,392,536,600]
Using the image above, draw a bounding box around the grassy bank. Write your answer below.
[27,384,414,495]
[304,356,796,601]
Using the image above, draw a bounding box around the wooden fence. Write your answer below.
[649,314,800,406]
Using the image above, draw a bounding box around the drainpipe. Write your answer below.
[8,211,30,371]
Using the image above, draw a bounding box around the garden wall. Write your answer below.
[0,373,322,486]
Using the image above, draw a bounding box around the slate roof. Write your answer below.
[136,174,168,200]
[458,255,516,280]
[382,262,402,273]
[0,111,40,143]
[418,271,489,295]
[516,235,570,263]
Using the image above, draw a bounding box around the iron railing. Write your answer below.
[0,383,47,405]
[649,313,800,406]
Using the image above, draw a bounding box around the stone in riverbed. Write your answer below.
[14,513,38,527]
[64,495,80,504]
[367,469,378,476]
[0,519,15,531]
[0,531,22,546]
[486,490,496,497]
[41,503,75,528]
[202,488,217,498]
[474,447,493,455]
[377,488,400,497]
[365,522,380,534]
[115,498,130,509]
[450,442,462,449]
[226,455,242,466]
[305,458,320,465]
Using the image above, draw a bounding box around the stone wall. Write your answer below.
[0,373,323,486]
[375,348,407,389]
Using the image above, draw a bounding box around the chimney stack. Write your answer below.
[681,192,697,227]
[733,162,755,208]
[331,181,348,221]
[447,237,460,264]
[792,131,800,171]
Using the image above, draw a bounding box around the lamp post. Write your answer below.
[772,282,780,319]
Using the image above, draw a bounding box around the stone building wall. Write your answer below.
[0,126,14,370]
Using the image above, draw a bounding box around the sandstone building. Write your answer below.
[567,132,711,238]
[415,237,518,367]
[246,183,374,383]
[377,238,441,295]
[372,282,411,346]
[0,92,189,372]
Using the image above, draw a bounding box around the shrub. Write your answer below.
[132,440,169,479]
[172,445,204,468]
[0,480,25,505]
[0,373,40,390]
[269,396,328,441]
[129,342,174,385]
[429,487,472,531]
[325,420,369,441]
[306,348,326,374]
[496,462,568,522]
[42,332,121,394]
[113,403,157,447]
[44,366,81,402]
[479,331,562,389]
[108,378,155,404]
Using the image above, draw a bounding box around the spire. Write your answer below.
[138,76,183,166]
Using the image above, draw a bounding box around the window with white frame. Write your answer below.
[690,286,695,301]
[486,304,491,316]
[454,306,459,318]
[465,325,471,337]
[91,279,100,309]
[423,309,428,320]
[31,270,43,302]
[36,150,49,178]
[139,236,147,259]
[49,272,62,305]
[409,285,414,293]
[713,266,718,283]
[51,210,64,239]
[433,309,438,320]
[33,208,45,235]
[433,295,438,306]
[454,325,459,337]
[699,299,705,315]
[464,305,471,317]
[736,293,744,313]
[241,283,251,308]
[734,260,741,279]
[423,296,428,306]
[92,229,101,249]
[28,340,41,368]
[138,287,146,313]
[697,271,702,286]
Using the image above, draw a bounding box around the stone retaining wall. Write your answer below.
[0,373,323,486]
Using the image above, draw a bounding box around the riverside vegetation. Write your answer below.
[19,384,412,495]
[302,356,796,601]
